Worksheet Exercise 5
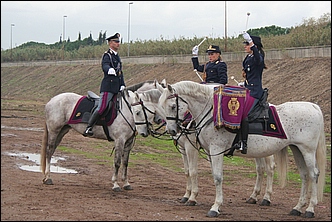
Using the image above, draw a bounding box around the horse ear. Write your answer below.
[161,79,167,88]
[155,81,165,92]
[134,92,140,100]
[153,79,158,88]
[167,84,173,93]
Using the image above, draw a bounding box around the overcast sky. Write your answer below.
[1,1,331,50]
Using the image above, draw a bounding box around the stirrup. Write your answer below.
[231,141,242,150]
[83,127,93,137]
[240,141,247,154]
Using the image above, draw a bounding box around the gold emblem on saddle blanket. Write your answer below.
[228,98,240,116]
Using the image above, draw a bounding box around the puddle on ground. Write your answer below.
[5,152,78,174]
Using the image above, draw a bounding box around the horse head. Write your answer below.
[159,83,190,136]
[129,89,163,137]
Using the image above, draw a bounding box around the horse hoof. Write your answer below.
[112,187,122,192]
[260,199,271,206]
[43,178,54,185]
[246,197,257,204]
[289,209,302,216]
[123,185,133,190]
[304,211,315,218]
[180,197,188,203]
[185,200,197,206]
[206,210,219,217]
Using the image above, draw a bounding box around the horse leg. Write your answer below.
[207,146,224,217]
[247,156,275,205]
[112,142,123,192]
[184,136,199,206]
[121,139,134,191]
[290,145,321,218]
[179,144,191,203]
[42,124,70,185]
[288,146,311,217]
[261,155,275,206]
[246,157,264,204]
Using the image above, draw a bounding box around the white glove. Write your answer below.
[238,82,245,87]
[192,45,198,56]
[120,85,125,91]
[242,32,252,44]
[108,68,117,76]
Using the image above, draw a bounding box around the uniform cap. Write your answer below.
[206,45,221,54]
[106,33,120,41]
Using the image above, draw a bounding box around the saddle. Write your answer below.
[213,86,286,138]
[67,91,120,141]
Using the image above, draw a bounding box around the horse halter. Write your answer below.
[165,93,190,127]
[131,98,156,131]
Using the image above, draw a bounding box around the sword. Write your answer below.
[197,36,208,48]
[193,37,208,82]
[194,69,204,82]
[230,76,239,84]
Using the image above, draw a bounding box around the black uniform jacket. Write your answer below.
[242,45,265,99]
[192,57,227,84]
[100,49,125,94]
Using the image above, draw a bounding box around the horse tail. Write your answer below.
[40,121,48,174]
[274,147,288,188]
[316,122,326,202]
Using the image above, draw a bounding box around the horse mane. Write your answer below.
[126,80,155,92]
[141,89,162,103]
[160,81,212,106]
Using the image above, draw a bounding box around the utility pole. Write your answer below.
[224,1,227,52]
[11,23,15,61]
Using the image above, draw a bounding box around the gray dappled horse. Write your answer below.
[41,81,161,191]
[160,80,326,218]
[131,82,277,208]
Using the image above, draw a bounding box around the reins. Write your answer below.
[165,92,233,159]
[130,97,171,140]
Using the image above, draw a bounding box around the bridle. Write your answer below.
[165,93,213,133]
[131,98,156,132]
[165,92,230,159]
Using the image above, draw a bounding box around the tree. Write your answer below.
[87,32,93,45]
[78,32,81,41]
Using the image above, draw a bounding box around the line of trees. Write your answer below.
[1,13,330,62]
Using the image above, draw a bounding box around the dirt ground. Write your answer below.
[1,57,331,221]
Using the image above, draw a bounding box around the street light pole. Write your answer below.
[224,1,227,52]
[63,15,67,42]
[127,2,133,57]
[11,23,15,61]
[62,15,67,60]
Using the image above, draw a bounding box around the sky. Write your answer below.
[1,1,331,50]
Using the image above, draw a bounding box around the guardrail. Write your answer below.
[1,45,330,67]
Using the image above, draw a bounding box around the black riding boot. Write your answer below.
[83,109,100,137]
[239,118,249,154]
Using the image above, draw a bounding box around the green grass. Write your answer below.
[56,134,331,193]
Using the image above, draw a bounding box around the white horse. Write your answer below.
[132,83,277,207]
[159,80,326,218]
[41,81,161,191]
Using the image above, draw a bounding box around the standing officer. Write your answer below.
[191,44,228,84]
[83,32,126,137]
